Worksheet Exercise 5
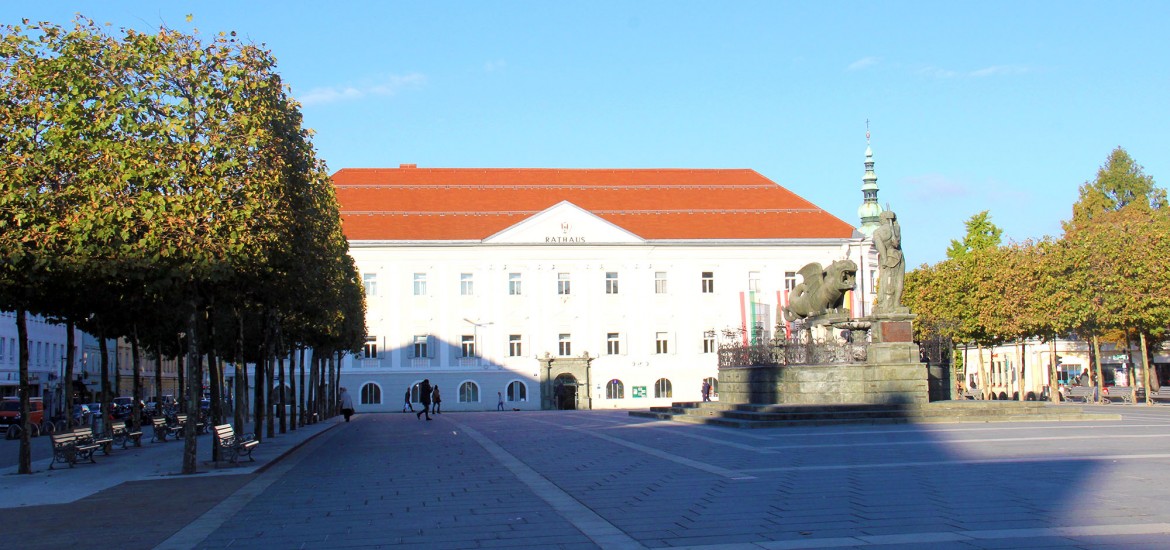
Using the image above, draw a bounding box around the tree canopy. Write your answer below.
[0,17,365,474]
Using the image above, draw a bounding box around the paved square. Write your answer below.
[161,406,1170,549]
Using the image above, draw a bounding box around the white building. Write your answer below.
[335,161,880,412]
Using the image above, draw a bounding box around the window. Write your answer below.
[413,273,427,296]
[558,334,572,356]
[363,335,378,359]
[655,271,667,294]
[607,333,620,355]
[701,271,714,293]
[459,381,480,403]
[605,272,619,294]
[656,332,669,354]
[557,272,571,295]
[784,271,797,291]
[508,335,523,357]
[748,271,760,292]
[606,379,624,399]
[654,378,672,398]
[360,383,382,405]
[413,335,429,358]
[363,273,377,296]
[507,381,527,402]
[461,335,476,358]
[460,273,474,296]
[703,330,716,353]
[509,273,522,295]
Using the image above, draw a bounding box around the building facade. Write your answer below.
[336,165,878,412]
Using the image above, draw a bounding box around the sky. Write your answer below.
[4,1,1168,266]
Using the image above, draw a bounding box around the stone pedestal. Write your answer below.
[718,361,928,405]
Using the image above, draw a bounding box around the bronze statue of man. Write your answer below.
[873,210,904,313]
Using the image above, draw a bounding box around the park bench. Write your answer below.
[172,414,206,437]
[150,417,171,442]
[1065,385,1135,404]
[73,427,114,456]
[109,421,143,449]
[212,423,259,466]
[49,432,100,469]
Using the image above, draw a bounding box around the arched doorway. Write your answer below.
[553,374,577,410]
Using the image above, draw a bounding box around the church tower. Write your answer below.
[857,125,883,236]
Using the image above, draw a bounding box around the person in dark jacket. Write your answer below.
[402,388,414,412]
[416,379,432,421]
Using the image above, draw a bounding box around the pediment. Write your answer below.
[483,201,644,244]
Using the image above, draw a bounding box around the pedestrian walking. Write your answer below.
[403,387,414,412]
[498,391,505,411]
[340,387,355,422]
[416,379,432,420]
[431,385,442,414]
[701,380,711,402]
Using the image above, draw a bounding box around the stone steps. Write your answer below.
[629,400,1119,428]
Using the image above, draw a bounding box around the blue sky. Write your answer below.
[5,1,1168,266]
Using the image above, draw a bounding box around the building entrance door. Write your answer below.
[553,374,578,410]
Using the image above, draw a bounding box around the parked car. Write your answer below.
[0,397,44,434]
[112,396,144,419]
[72,404,92,425]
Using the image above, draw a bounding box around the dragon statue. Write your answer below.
[782,259,858,320]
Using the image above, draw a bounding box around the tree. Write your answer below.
[946,211,1004,260]
[1065,147,1167,232]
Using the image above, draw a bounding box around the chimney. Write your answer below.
[399,163,417,169]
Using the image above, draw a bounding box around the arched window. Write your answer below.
[654,378,672,398]
[459,381,480,403]
[506,381,527,402]
[606,379,624,399]
[360,383,382,405]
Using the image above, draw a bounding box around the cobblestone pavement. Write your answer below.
[11,405,1170,549]
[185,407,1170,549]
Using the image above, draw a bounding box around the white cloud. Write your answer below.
[969,65,1030,77]
[484,59,507,72]
[916,66,959,79]
[916,64,1031,79]
[846,56,881,71]
[903,173,971,200]
[297,73,427,106]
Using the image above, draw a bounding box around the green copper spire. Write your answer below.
[857,121,883,237]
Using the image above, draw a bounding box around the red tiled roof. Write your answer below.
[332,167,856,241]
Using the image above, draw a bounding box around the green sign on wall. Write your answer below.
[633,386,647,398]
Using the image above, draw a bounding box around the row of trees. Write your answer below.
[0,18,366,474]
[905,148,1170,402]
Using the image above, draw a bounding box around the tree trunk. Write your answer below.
[16,309,31,475]
[1092,335,1105,404]
[177,333,186,414]
[182,308,201,475]
[278,353,287,434]
[1048,338,1058,403]
[1125,330,1137,404]
[977,344,988,400]
[64,321,75,424]
[288,346,297,431]
[1016,342,1025,401]
[131,327,143,429]
[266,355,275,439]
[1141,332,1152,405]
[100,330,114,438]
[154,344,163,419]
[233,308,246,432]
[254,353,265,442]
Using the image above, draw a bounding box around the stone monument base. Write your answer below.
[718,359,928,405]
